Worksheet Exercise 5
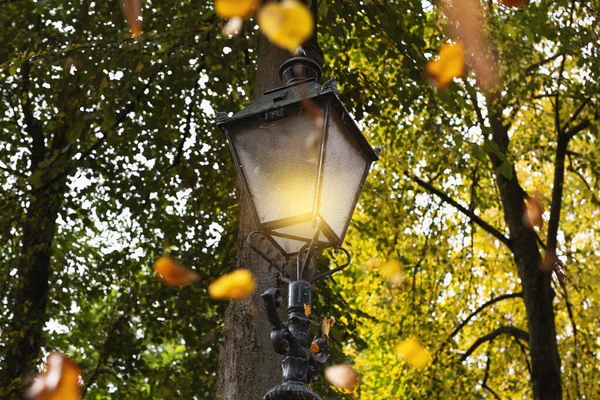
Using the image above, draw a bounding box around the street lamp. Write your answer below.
[217,56,378,400]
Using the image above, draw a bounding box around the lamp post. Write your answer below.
[217,56,378,400]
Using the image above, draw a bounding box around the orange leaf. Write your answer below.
[310,342,320,353]
[499,0,530,8]
[324,364,359,392]
[153,256,200,287]
[395,337,432,369]
[523,193,544,229]
[215,0,259,19]
[257,0,314,53]
[322,316,336,338]
[26,353,81,400]
[304,303,312,316]
[425,42,465,88]
[208,269,256,300]
[120,0,143,38]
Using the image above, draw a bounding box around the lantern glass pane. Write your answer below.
[272,222,328,254]
[318,112,369,240]
[231,111,323,227]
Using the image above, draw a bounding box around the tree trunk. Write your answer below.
[215,35,289,400]
[488,110,562,399]
[0,182,66,398]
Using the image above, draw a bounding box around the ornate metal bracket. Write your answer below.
[247,220,350,399]
[261,281,329,400]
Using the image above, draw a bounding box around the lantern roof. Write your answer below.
[217,78,379,163]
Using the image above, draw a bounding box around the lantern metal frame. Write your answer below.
[217,60,378,263]
[217,56,379,400]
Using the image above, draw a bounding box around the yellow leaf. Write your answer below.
[324,364,359,392]
[209,269,256,300]
[153,256,200,287]
[215,0,259,19]
[257,0,314,53]
[395,337,432,369]
[425,42,465,88]
[322,316,336,338]
[378,261,404,287]
[310,342,320,353]
[26,353,81,400]
[304,303,312,316]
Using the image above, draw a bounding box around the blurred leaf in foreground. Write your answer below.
[395,337,432,368]
[324,364,359,392]
[215,0,259,19]
[26,353,81,400]
[209,269,256,300]
[258,0,313,52]
[120,0,143,38]
[153,256,200,287]
[425,42,465,88]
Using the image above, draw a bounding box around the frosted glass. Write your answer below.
[272,236,307,255]
[231,112,323,226]
[319,113,369,240]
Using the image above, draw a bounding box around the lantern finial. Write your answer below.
[279,56,322,86]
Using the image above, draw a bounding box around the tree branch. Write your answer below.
[408,174,512,249]
[449,292,523,340]
[524,52,563,75]
[482,348,502,400]
[20,60,45,170]
[172,61,206,168]
[460,326,529,362]
[561,97,591,133]
[29,65,163,195]
[81,315,127,398]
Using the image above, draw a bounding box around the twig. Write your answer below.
[408,174,512,249]
[460,326,529,362]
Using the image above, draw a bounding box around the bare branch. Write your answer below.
[460,326,529,362]
[449,292,523,340]
[524,52,563,75]
[408,174,512,249]
[482,348,502,400]
[561,97,591,133]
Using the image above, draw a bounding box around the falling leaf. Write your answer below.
[222,17,243,37]
[540,251,558,273]
[304,303,312,316]
[26,353,81,400]
[395,337,432,369]
[523,193,544,229]
[443,0,499,92]
[120,0,143,38]
[258,0,314,53]
[208,269,256,300]
[499,0,530,8]
[378,261,405,287]
[214,0,259,19]
[310,342,320,353]
[153,256,200,287]
[322,316,336,338]
[426,42,465,88]
[324,364,359,392]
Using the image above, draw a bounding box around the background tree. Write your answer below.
[1,0,598,399]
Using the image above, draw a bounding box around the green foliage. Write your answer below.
[1,0,599,398]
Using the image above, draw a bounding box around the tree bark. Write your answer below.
[0,173,67,398]
[488,108,562,399]
[215,35,289,400]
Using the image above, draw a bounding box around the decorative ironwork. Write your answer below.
[252,218,349,400]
